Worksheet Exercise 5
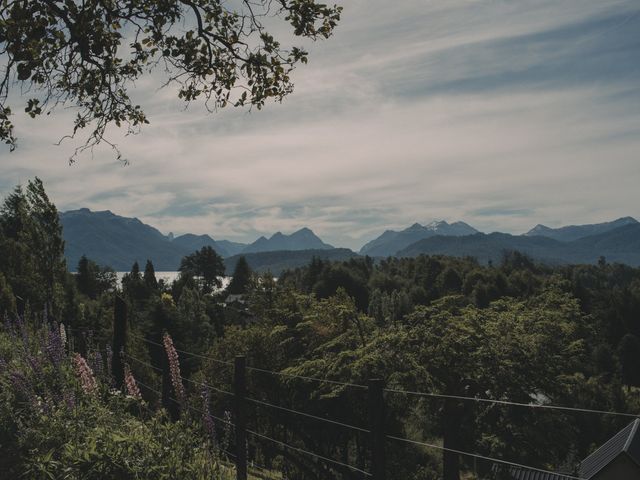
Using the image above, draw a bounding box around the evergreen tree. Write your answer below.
[0,178,67,317]
[122,261,145,301]
[143,260,158,291]
[25,178,66,314]
[227,256,252,295]
[618,333,640,387]
[0,272,16,315]
[131,261,141,279]
[179,246,225,293]
[76,255,97,298]
[76,255,116,299]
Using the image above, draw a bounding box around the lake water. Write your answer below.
[116,272,232,290]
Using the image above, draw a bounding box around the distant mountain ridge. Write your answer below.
[60,208,335,271]
[61,208,640,271]
[242,227,333,254]
[172,233,230,257]
[398,223,640,266]
[360,220,478,257]
[525,217,638,242]
[61,208,190,270]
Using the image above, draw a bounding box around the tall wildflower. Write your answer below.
[90,350,103,378]
[124,364,142,400]
[73,353,98,395]
[163,333,185,405]
[9,370,37,409]
[201,386,216,445]
[46,324,64,367]
[59,323,67,347]
[105,345,113,380]
[220,410,233,455]
[16,314,29,347]
[63,391,76,410]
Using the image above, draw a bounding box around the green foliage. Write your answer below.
[0,0,341,161]
[76,254,117,299]
[618,333,640,386]
[0,319,232,480]
[3,181,640,480]
[180,246,225,293]
[0,271,16,315]
[227,255,252,295]
[144,260,159,291]
[20,405,230,480]
[0,178,69,317]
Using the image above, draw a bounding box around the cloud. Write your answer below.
[1,0,639,250]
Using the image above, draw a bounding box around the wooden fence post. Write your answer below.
[368,378,386,480]
[112,295,127,389]
[234,355,247,480]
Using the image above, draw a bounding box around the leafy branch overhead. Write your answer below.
[0,0,342,161]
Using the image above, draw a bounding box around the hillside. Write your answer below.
[242,227,333,254]
[360,221,478,257]
[397,232,566,264]
[225,248,359,276]
[60,209,191,270]
[215,239,247,256]
[171,233,230,257]
[525,217,638,241]
[397,224,640,266]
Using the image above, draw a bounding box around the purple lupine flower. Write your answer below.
[90,350,103,378]
[46,324,65,367]
[201,386,216,445]
[15,314,29,347]
[59,323,67,348]
[73,353,98,395]
[162,333,185,406]
[83,330,94,354]
[2,313,11,333]
[9,370,38,409]
[105,345,113,380]
[24,348,44,384]
[124,364,142,400]
[64,391,76,410]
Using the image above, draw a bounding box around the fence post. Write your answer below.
[368,378,386,480]
[234,355,247,480]
[112,295,127,389]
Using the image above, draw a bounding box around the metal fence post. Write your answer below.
[234,355,247,480]
[368,378,386,480]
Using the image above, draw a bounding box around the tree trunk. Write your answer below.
[443,398,461,480]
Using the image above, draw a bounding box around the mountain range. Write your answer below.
[360,220,478,257]
[242,228,333,254]
[61,209,189,271]
[524,216,638,242]
[60,208,640,272]
[60,208,335,271]
[397,217,640,265]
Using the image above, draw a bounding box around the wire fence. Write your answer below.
[66,326,640,480]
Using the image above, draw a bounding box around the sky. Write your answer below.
[1,0,639,250]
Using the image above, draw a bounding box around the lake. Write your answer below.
[115,272,232,290]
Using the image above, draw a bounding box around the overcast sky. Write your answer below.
[1,0,639,250]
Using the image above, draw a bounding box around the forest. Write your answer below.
[1,179,640,480]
